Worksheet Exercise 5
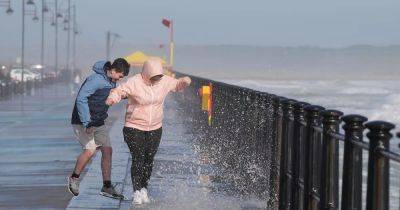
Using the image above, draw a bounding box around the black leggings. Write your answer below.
[123,127,162,191]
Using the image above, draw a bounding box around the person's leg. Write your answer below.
[68,125,97,196]
[73,148,96,175]
[71,125,97,177]
[100,146,112,184]
[95,126,124,199]
[94,125,112,186]
[123,127,146,192]
[142,127,162,189]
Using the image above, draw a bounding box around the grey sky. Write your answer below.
[1,0,400,48]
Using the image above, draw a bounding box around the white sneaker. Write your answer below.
[140,188,150,203]
[132,190,142,205]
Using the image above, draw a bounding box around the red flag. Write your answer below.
[162,18,171,28]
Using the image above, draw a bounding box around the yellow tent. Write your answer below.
[124,51,167,67]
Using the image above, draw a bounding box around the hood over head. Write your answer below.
[92,61,111,79]
[141,59,164,83]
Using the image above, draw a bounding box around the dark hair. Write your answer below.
[110,58,130,76]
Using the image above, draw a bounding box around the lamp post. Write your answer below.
[54,0,59,80]
[106,31,121,61]
[72,5,81,70]
[60,2,76,74]
[0,0,13,14]
[66,0,70,79]
[21,0,39,87]
[162,18,174,69]
[72,4,76,71]
[40,0,49,82]
[49,0,63,80]
[45,0,75,82]
[71,5,81,73]
[21,1,25,85]
[57,0,71,81]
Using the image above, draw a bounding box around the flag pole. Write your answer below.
[169,20,174,69]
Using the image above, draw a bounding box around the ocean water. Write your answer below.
[222,79,400,132]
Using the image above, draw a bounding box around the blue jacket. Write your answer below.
[71,61,116,128]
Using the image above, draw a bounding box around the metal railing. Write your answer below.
[277,99,398,210]
[176,72,399,210]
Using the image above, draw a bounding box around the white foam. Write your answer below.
[338,87,391,95]
[369,93,400,126]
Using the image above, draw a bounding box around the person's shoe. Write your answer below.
[100,185,125,200]
[67,176,79,196]
[132,190,142,205]
[140,188,150,203]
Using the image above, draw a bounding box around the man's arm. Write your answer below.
[76,77,101,128]
[106,78,134,105]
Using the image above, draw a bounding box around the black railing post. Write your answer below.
[8,81,11,97]
[279,98,296,210]
[341,115,368,210]
[12,81,17,96]
[292,102,310,210]
[365,121,395,210]
[252,91,268,196]
[9,81,13,96]
[26,80,31,95]
[320,110,343,210]
[269,95,283,208]
[14,81,18,95]
[303,105,325,210]
[277,96,287,209]
[3,81,6,97]
[259,92,270,198]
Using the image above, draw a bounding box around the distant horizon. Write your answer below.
[2,44,399,81]
[2,43,400,61]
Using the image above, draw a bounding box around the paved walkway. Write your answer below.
[0,85,83,209]
[0,84,123,210]
[67,94,266,210]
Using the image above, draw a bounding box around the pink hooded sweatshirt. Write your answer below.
[107,59,190,131]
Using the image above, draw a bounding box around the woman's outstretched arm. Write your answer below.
[169,76,191,92]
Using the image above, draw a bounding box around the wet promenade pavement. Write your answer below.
[67,93,266,209]
[0,83,267,209]
[0,84,121,209]
[0,85,78,209]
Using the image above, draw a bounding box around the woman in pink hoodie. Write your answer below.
[106,59,191,205]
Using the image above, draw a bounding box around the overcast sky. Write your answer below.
[1,0,400,47]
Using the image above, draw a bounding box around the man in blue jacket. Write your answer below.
[68,58,130,199]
